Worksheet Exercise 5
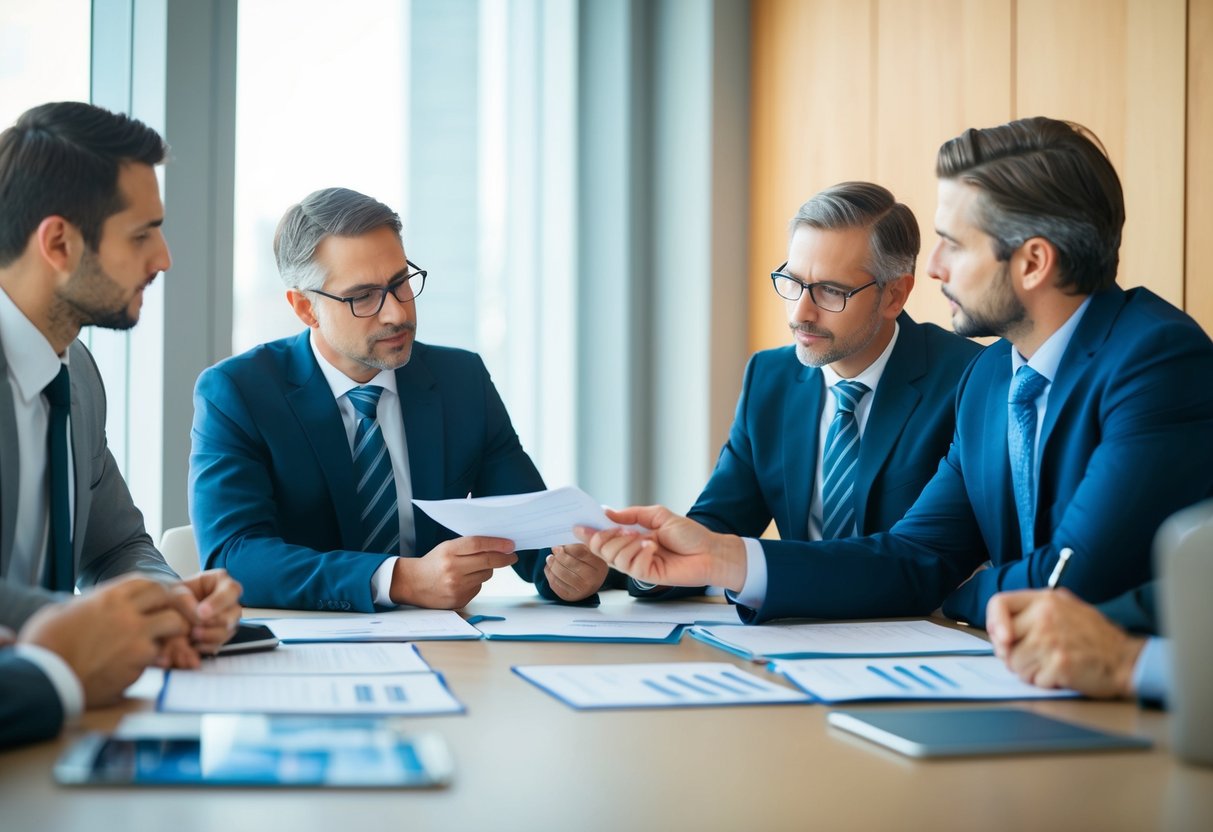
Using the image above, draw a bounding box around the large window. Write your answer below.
[0,0,91,129]
[234,0,576,488]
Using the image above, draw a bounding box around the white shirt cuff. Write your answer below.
[371,557,400,607]
[1131,637,1169,703]
[14,643,84,721]
[729,538,769,610]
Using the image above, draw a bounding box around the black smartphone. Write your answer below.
[216,622,280,655]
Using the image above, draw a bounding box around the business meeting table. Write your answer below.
[3,588,1211,832]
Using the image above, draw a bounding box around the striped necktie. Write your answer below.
[821,380,870,540]
[346,385,400,555]
[1008,365,1049,555]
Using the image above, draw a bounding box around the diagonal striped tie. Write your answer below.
[1008,365,1049,555]
[821,380,870,540]
[346,385,400,555]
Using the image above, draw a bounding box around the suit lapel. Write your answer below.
[284,333,362,550]
[397,345,443,499]
[975,344,1020,558]
[68,345,90,567]
[782,363,824,537]
[0,340,17,573]
[1038,289,1121,454]
[855,317,924,532]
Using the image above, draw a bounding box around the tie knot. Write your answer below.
[347,385,384,419]
[43,364,70,408]
[830,380,869,414]
[1009,366,1048,405]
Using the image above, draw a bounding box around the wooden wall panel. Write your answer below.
[1017,0,1186,305]
[748,0,874,353]
[1189,0,1213,333]
[875,0,1013,328]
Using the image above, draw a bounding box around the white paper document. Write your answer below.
[412,486,627,550]
[255,610,481,642]
[466,598,739,641]
[159,671,464,715]
[514,662,811,709]
[773,656,1078,702]
[195,643,431,675]
[691,620,994,661]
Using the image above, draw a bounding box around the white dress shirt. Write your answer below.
[734,323,900,608]
[0,286,75,589]
[309,334,414,606]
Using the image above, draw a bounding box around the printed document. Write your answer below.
[513,662,811,709]
[195,643,431,675]
[773,655,1077,702]
[159,672,463,715]
[256,610,481,642]
[691,620,993,661]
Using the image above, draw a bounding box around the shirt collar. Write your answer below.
[1010,296,1092,383]
[821,320,900,391]
[0,285,68,404]
[308,330,398,401]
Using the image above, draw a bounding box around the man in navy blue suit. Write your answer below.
[189,187,552,612]
[546,182,980,602]
[576,117,1213,627]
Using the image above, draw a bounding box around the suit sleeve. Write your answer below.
[0,650,65,749]
[745,440,983,622]
[189,367,388,612]
[71,343,177,588]
[1095,582,1158,635]
[942,326,1213,625]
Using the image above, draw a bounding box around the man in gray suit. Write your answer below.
[0,101,242,745]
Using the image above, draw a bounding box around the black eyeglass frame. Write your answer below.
[770,261,879,312]
[309,260,428,318]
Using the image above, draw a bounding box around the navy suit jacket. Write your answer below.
[189,334,548,611]
[1097,581,1158,635]
[640,314,981,600]
[749,287,1213,627]
[0,651,64,748]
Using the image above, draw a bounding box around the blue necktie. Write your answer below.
[41,365,74,592]
[346,386,400,555]
[821,380,870,540]
[1008,365,1049,555]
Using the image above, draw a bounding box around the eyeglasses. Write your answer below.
[770,262,878,312]
[310,261,427,318]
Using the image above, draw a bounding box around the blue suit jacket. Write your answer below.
[189,334,548,611]
[750,287,1213,626]
[640,314,981,600]
[0,651,63,748]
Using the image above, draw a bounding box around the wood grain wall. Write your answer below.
[748,0,1207,353]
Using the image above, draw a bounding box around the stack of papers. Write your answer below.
[466,599,740,642]
[691,620,993,661]
[513,662,811,710]
[773,656,1078,703]
[254,610,482,643]
[158,643,464,716]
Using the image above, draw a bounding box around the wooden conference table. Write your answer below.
[2,592,1211,832]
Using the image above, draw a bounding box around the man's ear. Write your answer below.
[881,272,914,320]
[286,289,319,328]
[34,216,82,277]
[1015,236,1058,292]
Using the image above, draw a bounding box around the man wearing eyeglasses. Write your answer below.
[189,187,550,612]
[575,118,1213,627]
[572,182,978,602]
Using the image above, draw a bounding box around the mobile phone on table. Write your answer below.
[216,622,279,655]
[54,715,453,788]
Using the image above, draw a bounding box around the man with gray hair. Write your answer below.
[545,181,980,602]
[189,187,551,611]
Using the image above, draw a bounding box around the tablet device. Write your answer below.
[55,715,453,788]
[827,706,1152,758]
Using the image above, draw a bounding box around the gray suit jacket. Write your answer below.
[0,337,177,629]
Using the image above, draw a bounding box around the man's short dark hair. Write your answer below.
[0,101,167,267]
[935,117,1125,295]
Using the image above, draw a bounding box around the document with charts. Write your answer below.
[158,671,464,715]
[194,643,431,675]
[772,656,1078,703]
[513,662,811,710]
[690,620,993,661]
[466,599,738,642]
